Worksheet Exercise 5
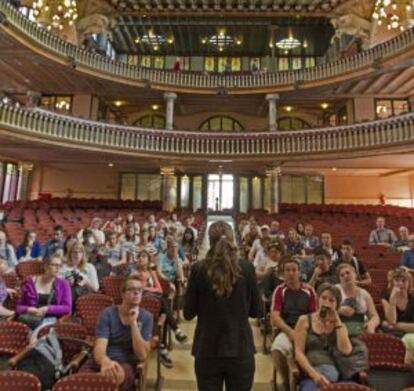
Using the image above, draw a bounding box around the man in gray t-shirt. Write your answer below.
[81,276,153,390]
[368,216,397,246]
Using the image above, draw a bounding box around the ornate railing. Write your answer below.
[1,2,414,92]
[1,104,413,158]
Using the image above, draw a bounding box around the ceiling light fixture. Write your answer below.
[32,0,78,32]
[151,104,159,110]
[285,106,293,112]
[276,37,301,50]
[113,100,124,107]
[372,0,412,31]
[321,102,329,109]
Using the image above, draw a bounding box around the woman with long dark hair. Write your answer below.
[184,221,259,391]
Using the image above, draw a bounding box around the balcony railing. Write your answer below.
[1,1,414,92]
[1,104,413,158]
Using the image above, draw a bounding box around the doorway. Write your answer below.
[207,174,234,214]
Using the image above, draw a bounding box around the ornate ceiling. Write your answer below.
[113,15,334,55]
[108,0,350,14]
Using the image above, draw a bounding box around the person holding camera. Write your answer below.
[294,283,353,390]
[59,241,99,307]
[336,263,379,335]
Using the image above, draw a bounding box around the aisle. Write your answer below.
[146,215,274,390]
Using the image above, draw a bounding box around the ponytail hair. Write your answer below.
[203,221,240,298]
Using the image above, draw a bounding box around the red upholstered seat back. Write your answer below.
[101,276,125,305]
[52,373,118,390]
[0,370,41,391]
[16,261,44,280]
[0,321,30,355]
[75,293,113,335]
[361,333,407,370]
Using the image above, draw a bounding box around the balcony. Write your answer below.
[1,1,414,94]
[1,104,413,162]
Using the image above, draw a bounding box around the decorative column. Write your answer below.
[161,166,176,212]
[164,92,177,130]
[266,93,279,131]
[266,167,281,214]
[16,162,34,201]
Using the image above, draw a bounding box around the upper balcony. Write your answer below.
[1,103,414,165]
[1,1,414,94]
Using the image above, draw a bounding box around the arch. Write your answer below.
[133,114,166,129]
[199,115,244,132]
[277,116,311,130]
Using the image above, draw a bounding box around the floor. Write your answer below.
[146,215,274,390]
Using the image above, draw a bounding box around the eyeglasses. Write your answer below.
[49,263,62,268]
[126,287,143,294]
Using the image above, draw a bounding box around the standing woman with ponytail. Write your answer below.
[184,221,259,391]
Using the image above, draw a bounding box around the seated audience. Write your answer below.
[394,226,410,251]
[143,214,156,231]
[241,217,257,240]
[303,224,320,250]
[78,217,106,245]
[401,235,414,269]
[16,230,42,261]
[335,240,372,287]
[157,239,185,285]
[148,225,164,253]
[368,216,397,246]
[42,225,66,259]
[255,242,284,282]
[315,232,340,262]
[285,228,305,258]
[183,216,198,240]
[381,267,414,365]
[60,241,99,304]
[103,230,123,269]
[0,230,17,273]
[0,275,16,319]
[168,213,184,237]
[295,283,353,390]
[136,230,158,261]
[180,227,198,263]
[16,255,71,329]
[296,223,306,239]
[336,263,379,336]
[132,250,187,367]
[121,224,140,256]
[252,236,271,268]
[308,250,337,290]
[103,214,124,235]
[271,257,316,391]
[249,225,270,262]
[81,276,153,390]
[124,213,140,232]
[269,220,285,239]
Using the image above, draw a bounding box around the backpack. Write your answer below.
[16,329,63,390]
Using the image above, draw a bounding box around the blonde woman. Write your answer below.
[60,241,99,306]
[336,263,379,335]
[382,267,414,365]
[184,221,259,391]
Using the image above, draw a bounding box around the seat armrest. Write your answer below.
[63,349,90,374]
[8,344,33,368]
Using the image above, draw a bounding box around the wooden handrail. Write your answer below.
[0,1,414,92]
[0,104,413,158]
